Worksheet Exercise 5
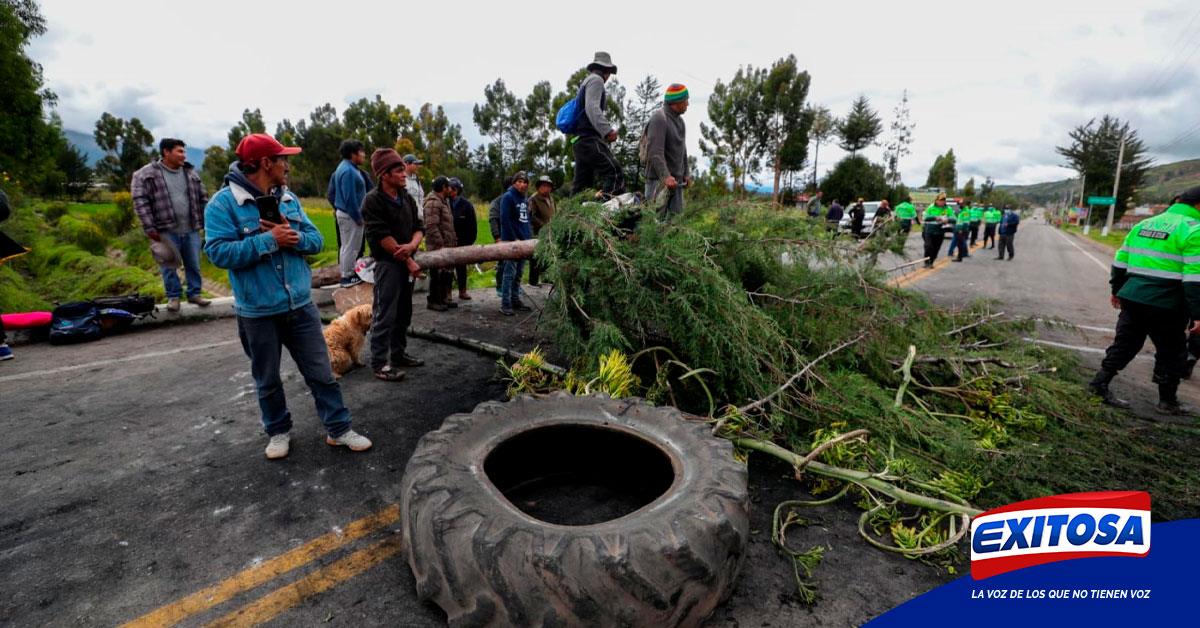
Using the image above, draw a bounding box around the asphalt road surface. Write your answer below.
[897,212,1200,420]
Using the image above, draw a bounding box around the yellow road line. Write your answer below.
[891,242,984,288]
[203,536,403,628]
[123,504,400,628]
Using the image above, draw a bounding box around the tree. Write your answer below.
[55,141,91,199]
[227,108,265,153]
[1055,115,1151,218]
[617,75,662,190]
[343,95,413,151]
[820,155,888,206]
[700,65,766,193]
[836,95,882,156]
[759,54,813,204]
[980,176,995,202]
[0,0,66,192]
[925,149,957,193]
[93,113,154,190]
[473,79,524,172]
[414,103,471,185]
[277,103,345,197]
[807,105,837,190]
[882,90,915,189]
[200,145,229,192]
[962,176,976,202]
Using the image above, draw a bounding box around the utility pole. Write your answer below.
[1102,135,1126,238]
[1081,173,1092,235]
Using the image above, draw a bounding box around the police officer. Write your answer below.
[968,201,984,246]
[922,193,950,268]
[1089,186,1200,415]
[982,205,1002,249]
[895,197,917,234]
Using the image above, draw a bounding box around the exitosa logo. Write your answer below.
[969,491,1151,580]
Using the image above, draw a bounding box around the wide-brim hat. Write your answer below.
[587,51,617,74]
[535,175,555,188]
[150,238,182,269]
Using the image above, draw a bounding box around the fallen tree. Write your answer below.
[413,240,537,269]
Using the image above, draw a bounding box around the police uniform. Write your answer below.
[922,197,949,267]
[1090,192,1200,414]
[895,201,917,234]
[983,206,1002,249]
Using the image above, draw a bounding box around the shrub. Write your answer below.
[43,201,69,225]
[95,204,132,236]
[112,192,135,226]
[56,214,107,255]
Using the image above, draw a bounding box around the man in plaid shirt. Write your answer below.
[131,138,210,311]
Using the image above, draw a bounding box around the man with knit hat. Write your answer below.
[204,133,372,458]
[570,52,625,198]
[644,83,691,219]
[362,148,426,381]
[1089,185,1200,416]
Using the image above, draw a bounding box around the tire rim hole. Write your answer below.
[484,424,676,525]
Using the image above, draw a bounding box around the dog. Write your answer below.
[325,304,373,377]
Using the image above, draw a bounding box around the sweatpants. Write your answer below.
[369,259,414,370]
[572,136,625,196]
[335,211,365,280]
[1101,299,1188,386]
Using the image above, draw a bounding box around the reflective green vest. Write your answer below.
[984,208,1002,224]
[954,209,972,232]
[1112,204,1200,310]
[924,204,947,222]
[968,206,984,221]
[895,202,917,219]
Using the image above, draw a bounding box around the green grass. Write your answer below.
[1061,223,1126,249]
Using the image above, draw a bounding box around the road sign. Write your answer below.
[1088,196,1116,205]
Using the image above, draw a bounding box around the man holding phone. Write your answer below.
[204,133,371,459]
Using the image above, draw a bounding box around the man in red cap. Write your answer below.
[204,133,372,459]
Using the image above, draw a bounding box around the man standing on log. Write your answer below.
[571,52,624,198]
[644,83,691,220]
[362,149,426,382]
[499,171,532,316]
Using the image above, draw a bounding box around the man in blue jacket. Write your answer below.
[499,171,532,316]
[204,133,371,460]
[330,140,369,287]
[996,206,1020,261]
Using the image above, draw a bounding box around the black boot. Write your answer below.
[1184,358,1197,381]
[1088,370,1131,409]
[1155,382,1192,416]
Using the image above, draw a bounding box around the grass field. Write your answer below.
[1061,223,1126,250]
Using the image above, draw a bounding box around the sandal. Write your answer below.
[374,366,405,382]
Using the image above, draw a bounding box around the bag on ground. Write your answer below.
[49,301,103,345]
[91,294,156,318]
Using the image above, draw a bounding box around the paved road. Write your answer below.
[900,214,1200,418]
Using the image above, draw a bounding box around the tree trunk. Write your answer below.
[772,153,782,206]
[413,240,537,269]
[811,141,820,189]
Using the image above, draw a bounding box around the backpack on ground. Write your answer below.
[49,301,103,345]
[91,294,156,318]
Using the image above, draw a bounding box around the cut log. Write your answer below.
[413,240,537,269]
[311,265,341,288]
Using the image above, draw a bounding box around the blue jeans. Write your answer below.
[161,231,203,298]
[236,302,352,438]
[501,258,525,309]
[495,260,506,295]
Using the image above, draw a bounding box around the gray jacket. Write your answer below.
[581,73,614,138]
[644,106,688,181]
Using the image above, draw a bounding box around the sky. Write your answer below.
[27,0,1200,188]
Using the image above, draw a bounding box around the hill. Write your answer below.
[64,129,206,168]
[997,158,1200,205]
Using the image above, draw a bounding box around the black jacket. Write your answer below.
[451,196,477,246]
[362,188,424,260]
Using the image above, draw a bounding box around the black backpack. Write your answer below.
[49,301,103,345]
[91,294,157,318]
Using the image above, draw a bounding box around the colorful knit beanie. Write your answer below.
[664,84,689,103]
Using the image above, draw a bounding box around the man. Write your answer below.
[489,175,513,296]
[362,148,426,382]
[996,205,1020,260]
[404,154,425,218]
[330,139,368,288]
[968,201,984,246]
[499,171,532,316]
[806,191,824,219]
[950,205,971,262]
[982,205,1002,249]
[849,199,866,238]
[644,83,691,219]
[448,178,477,301]
[1088,186,1200,415]
[422,176,458,311]
[528,175,556,286]
[825,199,844,233]
[895,197,917,234]
[204,133,371,458]
[571,52,625,197]
[131,138,211,312]
[922,193,950,268]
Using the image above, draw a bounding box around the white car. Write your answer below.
[839,201,882,236]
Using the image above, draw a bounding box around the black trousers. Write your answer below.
[969,221,981,245]
[997,233,1015,259]
[983,224,997,248]
[922,224,944,263]
[954,230,969,260]
[428,268,451,305]
[369,259,413,370]
[571,136,625,196]
[1101,299,1188,386]
[452,265,469,294]
[900,218,912,233]
[528,258,549,285]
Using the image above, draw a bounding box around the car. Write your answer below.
[838,201,882,236]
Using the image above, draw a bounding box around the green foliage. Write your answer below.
[836,95,883,156]
[882,91,915,189]
[1056,115,1151,217]
[926,149,958,193]
[93,112,154,190]
[962,177,976,201]
[56,213,106,254]
[42,200,68,224]
[820,155,888,205]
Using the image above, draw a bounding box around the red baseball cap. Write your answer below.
[235,133,302,162]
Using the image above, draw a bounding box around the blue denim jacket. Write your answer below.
[203,182,323,318]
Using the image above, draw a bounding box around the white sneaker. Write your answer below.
[326,429,372,452]
[265,434,291,459]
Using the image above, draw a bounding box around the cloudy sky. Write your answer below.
[28,0,1200,187]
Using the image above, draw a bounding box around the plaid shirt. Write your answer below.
[130,161,208,234]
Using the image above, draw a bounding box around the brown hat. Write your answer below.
[512,170,530,183]
[535,175,555,189]
[371,148,405,179]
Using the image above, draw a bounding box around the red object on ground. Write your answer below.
[1,311,52,329]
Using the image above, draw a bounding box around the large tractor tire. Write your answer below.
[400,393,749,627]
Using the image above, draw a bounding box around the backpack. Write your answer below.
[91,293,157,318]
[637,121,652,166]
[49,301,103,345]
[555,96,584,134]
